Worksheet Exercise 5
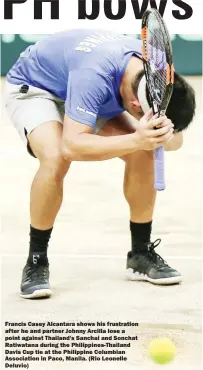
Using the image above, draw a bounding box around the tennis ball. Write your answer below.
[148,338,176,365]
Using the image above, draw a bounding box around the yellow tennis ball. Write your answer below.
[148,338,176,365]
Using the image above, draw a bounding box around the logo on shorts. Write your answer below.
[76,106,96,118]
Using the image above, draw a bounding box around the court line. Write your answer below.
[0,254,202,260]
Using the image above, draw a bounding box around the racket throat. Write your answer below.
[152,102,158,115]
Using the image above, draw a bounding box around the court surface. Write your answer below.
[0,77,202,369]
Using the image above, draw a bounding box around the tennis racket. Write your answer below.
[141,8,174,191]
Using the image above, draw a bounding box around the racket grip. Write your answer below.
[154,146,165,191]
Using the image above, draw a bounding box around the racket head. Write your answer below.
[141,8,174,115]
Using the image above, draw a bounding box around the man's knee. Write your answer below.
[40,149,71,182]
[121,150,154,165]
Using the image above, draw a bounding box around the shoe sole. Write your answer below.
[126,269,182,285]
[20,289,52,299]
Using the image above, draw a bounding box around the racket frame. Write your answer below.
[141,8,174,190]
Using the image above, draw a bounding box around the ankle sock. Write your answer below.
[130,221,152,254]
[28,225,53,265]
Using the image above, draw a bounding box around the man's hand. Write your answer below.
[150,111,183,151]
[133,109,174,151]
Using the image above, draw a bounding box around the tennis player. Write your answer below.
[4,30,196,299]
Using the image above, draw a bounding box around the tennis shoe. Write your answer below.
[126,239,182,285]
[20,259,52,299]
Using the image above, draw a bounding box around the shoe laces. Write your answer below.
[24,264,48,283]
[147,239,169,268]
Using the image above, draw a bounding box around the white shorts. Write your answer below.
[4,82,106,157]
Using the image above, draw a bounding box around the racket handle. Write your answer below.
[154,146,165,191]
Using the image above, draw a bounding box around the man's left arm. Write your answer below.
[163,132,183,151]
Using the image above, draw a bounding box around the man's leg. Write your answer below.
[98,113,155,243]
[29,121,70,230]
[122,150,154,253]
[98,114,182,285]
[122,150,156,223]
[21,121,71,299]
[122,151,182,285]
[121,150,155,251]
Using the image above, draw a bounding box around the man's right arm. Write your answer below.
[61,111,174,161]
[61,116,139,161]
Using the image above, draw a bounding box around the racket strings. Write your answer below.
[145,14,168,104]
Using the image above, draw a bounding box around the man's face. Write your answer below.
[122,97,144,121]
[120,58,146,121]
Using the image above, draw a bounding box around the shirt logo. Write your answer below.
[76,106,96,118]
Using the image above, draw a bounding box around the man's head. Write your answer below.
[131,70,196,132]
[120,57,196,131]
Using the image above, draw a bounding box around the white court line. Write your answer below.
[0,254,202,260]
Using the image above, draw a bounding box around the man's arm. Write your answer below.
[164,132,183,151]
[61,112,174,161]
[61,115,140,161]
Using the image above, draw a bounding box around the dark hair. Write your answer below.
[132,71,196,132]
